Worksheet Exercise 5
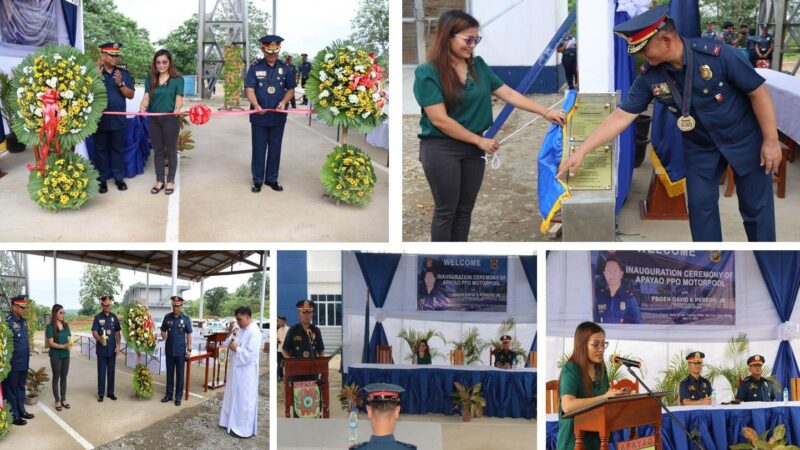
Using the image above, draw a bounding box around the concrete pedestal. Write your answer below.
[561,190,616,241]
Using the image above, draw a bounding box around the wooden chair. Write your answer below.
[376,345,392,364]
[529,351,537,368]
[723,139,793,199]
[611,378,640,394]
[546,379,559,414]
[791,377,800,401]
[489,347,500,366]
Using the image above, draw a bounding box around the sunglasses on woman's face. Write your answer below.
[155,60,170,66]
[453,34,482,46]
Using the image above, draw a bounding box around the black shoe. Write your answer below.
[115,181,127,191]
[21,412,34,419]
[175,399,181,406]
[99,182,108,194]
[107,394,117,400]
[229,430,250,439]
[266,181,283,191]
[251,184,261,193]
[12,418,26,426]
[161,396,172,403]
[98,395,104,402]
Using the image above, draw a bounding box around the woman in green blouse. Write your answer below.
[413,9,566,242]
[414,339,432,365]
[558,321,625,450]
[46,304,72,411]
[139,49,184,195]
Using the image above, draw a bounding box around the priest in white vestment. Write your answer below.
[219,306,263,438]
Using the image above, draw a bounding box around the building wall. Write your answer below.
[277,251,308,323]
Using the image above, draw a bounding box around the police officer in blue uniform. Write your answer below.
[679,351,713,405]
[755,24,774,66]
[736,354,781,402]
[282,299,324,359]
[558,5,782,242]
[494,335,516,369]
[245,35,296,193]
[594,257,643,324]
[284,55,298,109]
[94,42,135,194]
[91,295,121,401]
[299,53,312,105]
[2,296,34,425]
[160,296,192,406]
[350,383,417,450]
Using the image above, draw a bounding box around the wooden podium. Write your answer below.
[205,332,229,389]
[284,356,332,418]
[562,392,667,450]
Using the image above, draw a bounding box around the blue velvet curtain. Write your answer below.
[613,3,635,215]
[355,253,401,363]
[60,0,78,47]
[754,251,800,393]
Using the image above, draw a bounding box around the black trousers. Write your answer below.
[50,356,70,402]
[419,137,486,241]
[149,115,180,183]
[562,52,577,89]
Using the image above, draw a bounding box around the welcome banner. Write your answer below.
[417,255,508,312]
[590,251,735,325]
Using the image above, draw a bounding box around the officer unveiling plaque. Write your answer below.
[566,94,617,190]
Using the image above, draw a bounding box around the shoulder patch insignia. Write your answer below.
[712,45,721,56]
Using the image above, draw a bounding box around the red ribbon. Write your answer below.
[27,88,62,173]
[104,104,312,127]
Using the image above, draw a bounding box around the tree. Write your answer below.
[350,0,389,59]
[78,265,122,316]
[234,271,269,299]
[202,286,229,317]
[701,0,759,27]
[83,0,156,81]
[156,4,271,77]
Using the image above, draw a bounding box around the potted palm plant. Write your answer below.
[338,383,364,412]
[730,424,799,449]
[451,382,485,422]
[449,327,488,366]
[25,367,49,405]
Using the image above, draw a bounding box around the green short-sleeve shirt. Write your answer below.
[46,323,71,359]
[557,361,610,450]
[144,75,185,113]
[414,56,505,138]
[416,352,432,365]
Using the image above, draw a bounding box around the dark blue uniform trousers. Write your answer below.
[685,153,776,241]
[97,355,116,396]
[94,129,126,182]
[1,370,28,418]
[165,355,186,399]
[251,123,286,184]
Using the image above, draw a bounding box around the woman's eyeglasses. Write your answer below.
[589,341,609,350]
[155,60,170,66]
[453,34,482,46]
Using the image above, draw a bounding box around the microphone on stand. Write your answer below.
[610,354,642,368]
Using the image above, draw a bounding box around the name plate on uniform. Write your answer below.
[566,93,616,191]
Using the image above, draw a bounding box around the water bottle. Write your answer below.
[711,391,716,406]
[784,387,789,405]
[348,408,358,443]
[412,353,418,365]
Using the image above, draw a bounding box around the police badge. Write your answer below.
[699,65,713,80]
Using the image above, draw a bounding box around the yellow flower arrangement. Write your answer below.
[27,151,99,212]
[305,41,387,133]
[320,144,376,206]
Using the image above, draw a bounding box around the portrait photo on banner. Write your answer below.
[591,251,735,325]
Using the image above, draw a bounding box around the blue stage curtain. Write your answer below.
[60,0,78,47]
[519,255,537,299]
[547,405,800,449]
[754,251,800,393]
[355,253,401,363]
[613,3,635,215]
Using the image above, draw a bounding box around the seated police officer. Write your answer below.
[494,335,516,369]
[736,354,781,402]
[679,351,713,405]
[350,383,417,450]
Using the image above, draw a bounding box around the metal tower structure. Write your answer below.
[0,251,28,309]
[197,0,249,99]
[759,0,800,74]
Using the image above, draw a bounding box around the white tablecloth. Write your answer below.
[365,120,389,150]
[757,68,800,143]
